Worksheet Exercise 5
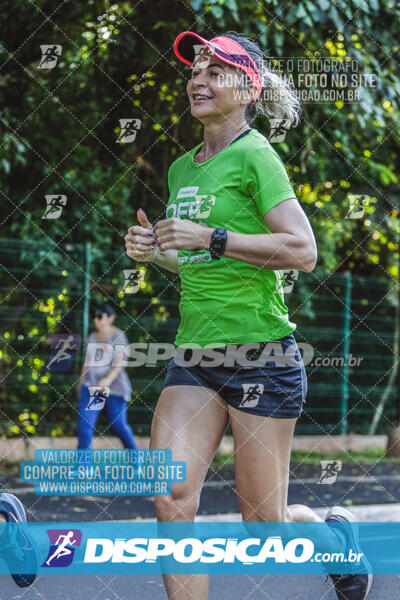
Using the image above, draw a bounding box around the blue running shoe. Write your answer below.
[0,493,40,587]
[325,506,373,600]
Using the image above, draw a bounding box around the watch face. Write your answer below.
[210,228,226,259]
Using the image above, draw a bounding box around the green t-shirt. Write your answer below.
[166,128,297,349]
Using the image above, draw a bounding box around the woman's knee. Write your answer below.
[154,487,200,521]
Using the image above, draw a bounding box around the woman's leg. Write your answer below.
[77,385,100,449]
[229,407,342,555]
[104,394,138,449]
[150,385,229,600]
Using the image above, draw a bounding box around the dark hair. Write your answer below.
[93,303,115,317]
[221,31,302,128]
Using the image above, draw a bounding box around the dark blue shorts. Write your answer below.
[163,333,307,418]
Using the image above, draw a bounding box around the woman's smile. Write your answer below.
[192,94,213,104]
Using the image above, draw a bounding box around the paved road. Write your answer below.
[2,462,400,521]
[0,572,397,600]
[1,462,399,599]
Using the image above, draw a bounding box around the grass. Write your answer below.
[211,447,400,468]
[0,460,21,475]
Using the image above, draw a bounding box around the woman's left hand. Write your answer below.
[154,218,213,252]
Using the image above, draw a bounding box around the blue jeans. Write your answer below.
[77,384,138,449]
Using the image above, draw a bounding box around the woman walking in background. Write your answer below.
[76,303,137,450]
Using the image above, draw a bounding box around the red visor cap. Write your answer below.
[173,31,262,105]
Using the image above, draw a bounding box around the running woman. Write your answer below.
[125,31,372,600]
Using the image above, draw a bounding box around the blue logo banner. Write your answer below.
[0,521,399,575]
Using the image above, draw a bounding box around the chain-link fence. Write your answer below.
[0,237,397,438]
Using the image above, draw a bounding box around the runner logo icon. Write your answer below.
[44,334,81,372]
[38,45,62,69]
[275,270,299,295]
[268,118,289,143]
[239,383,264,408]
[122,269,145,294]
[42,194,67,219]
[42,529,82,567]
[86,386,110,411]
[318,460,343,485]
[115,119,141,143]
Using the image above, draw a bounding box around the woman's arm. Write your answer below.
[153,198,317,273]
[223,198,317,272]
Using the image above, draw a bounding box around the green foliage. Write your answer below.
[0,0,398,276]
[0,0,399,437]
[213,447,399,466]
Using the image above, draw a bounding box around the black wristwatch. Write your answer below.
[209,228,227,260]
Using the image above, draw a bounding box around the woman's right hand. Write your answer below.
[125,208,158,262]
